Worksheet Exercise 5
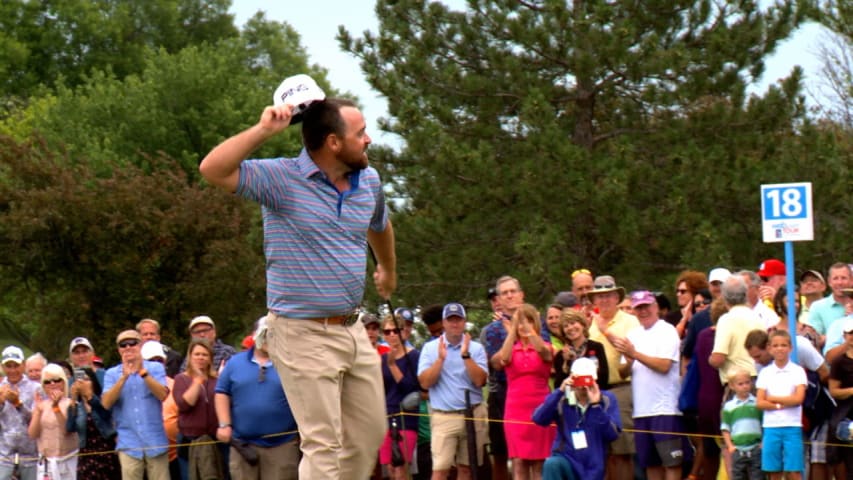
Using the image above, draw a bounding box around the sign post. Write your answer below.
[760,182,813,361]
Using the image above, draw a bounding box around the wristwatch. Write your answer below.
[218,423,231,428]
[461,352,471,359]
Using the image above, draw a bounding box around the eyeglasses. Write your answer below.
[693,300,711,308]
[118,340,139,349]
[571,269,591,278]
[191,327,213,335]
[594,284,615,289]
[676,289,689,295]
[383,328,400,336]
[43,378,63,385]
[258,365,266,383]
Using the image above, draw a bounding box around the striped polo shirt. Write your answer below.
[236,149,388,318]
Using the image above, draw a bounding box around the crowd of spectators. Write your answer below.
[4,259,853,479]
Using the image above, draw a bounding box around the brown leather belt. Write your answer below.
[304,312,360,326]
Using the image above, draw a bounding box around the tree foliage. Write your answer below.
[0,136,266,363]
[0,0,239,101]
[342,0,851,310]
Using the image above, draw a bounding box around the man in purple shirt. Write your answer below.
[200,78,396,479]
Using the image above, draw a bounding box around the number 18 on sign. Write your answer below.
[760,182,813,243]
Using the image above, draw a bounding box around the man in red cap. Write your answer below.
[757,258,787,307]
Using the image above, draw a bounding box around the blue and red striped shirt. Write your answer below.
[237,149,388,318]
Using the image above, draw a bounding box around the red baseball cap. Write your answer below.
[757,259,785,277]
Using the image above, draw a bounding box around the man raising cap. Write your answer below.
[199,77,396,478]
[0,345,39,479]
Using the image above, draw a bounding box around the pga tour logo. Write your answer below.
[772,222,800,238]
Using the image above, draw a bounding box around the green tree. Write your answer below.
[0,135,266,363]
[341,0,851,309]
[0,13,324,180]
[0,0,238,101]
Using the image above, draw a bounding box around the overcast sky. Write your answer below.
[231,1,827,149]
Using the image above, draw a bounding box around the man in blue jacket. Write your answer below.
[532,357,621,480]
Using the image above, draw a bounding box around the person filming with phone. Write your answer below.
[532,357,621,480]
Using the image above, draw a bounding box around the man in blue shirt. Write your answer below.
[215,318,299,479]
[102,330,170,480]
[199,77,396,479]
[418,303,489,480]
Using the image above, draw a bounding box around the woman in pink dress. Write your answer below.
[495,303,556,479]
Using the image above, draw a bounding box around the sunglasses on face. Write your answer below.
[694,300,711,308]
[676,289,689,295]
[118,340,139,349]
[383,328,400,336]
[43,378,63,385]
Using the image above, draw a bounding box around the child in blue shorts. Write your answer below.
[755,330,806,480]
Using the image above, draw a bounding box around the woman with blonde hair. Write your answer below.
[552,308,609,389]
[173,339,223,479]
[28,363,79,479]
[495,303,556,479]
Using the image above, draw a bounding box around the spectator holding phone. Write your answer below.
[66,357,119,479]
[533,357,621,480]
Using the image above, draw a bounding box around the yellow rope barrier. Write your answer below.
[3,409,848,464]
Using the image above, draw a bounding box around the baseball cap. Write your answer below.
[115,330,142,345]
[553,291,578,308]
[92,355,103,366]
[757,259,786,277]
[487,287,498,300]
[272,74,326,124]
[442,302,467,320]
[69,337,94,355]
[708,267,732,284]
[800,269,826,284]
[394,307,415,324]
[570,357,598,379]
[361,313,380,326]
[629,290,657,308]
[188,316,215,331]
[141,341,166,361]
[1,346,24,365]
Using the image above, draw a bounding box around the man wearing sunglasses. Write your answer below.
[102,330,170,480]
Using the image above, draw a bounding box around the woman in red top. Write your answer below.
[172,339,223,479]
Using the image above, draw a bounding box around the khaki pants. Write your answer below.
[118,451,169,480]
[268,315,387,479]
[229,438,301,480]
[429,403,489,471]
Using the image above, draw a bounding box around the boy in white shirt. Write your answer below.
[755,330,806,480]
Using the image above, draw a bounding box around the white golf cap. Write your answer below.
[708,267,732,284]
[272,74,326,124]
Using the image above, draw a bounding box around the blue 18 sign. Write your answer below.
[760,182,813,243]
